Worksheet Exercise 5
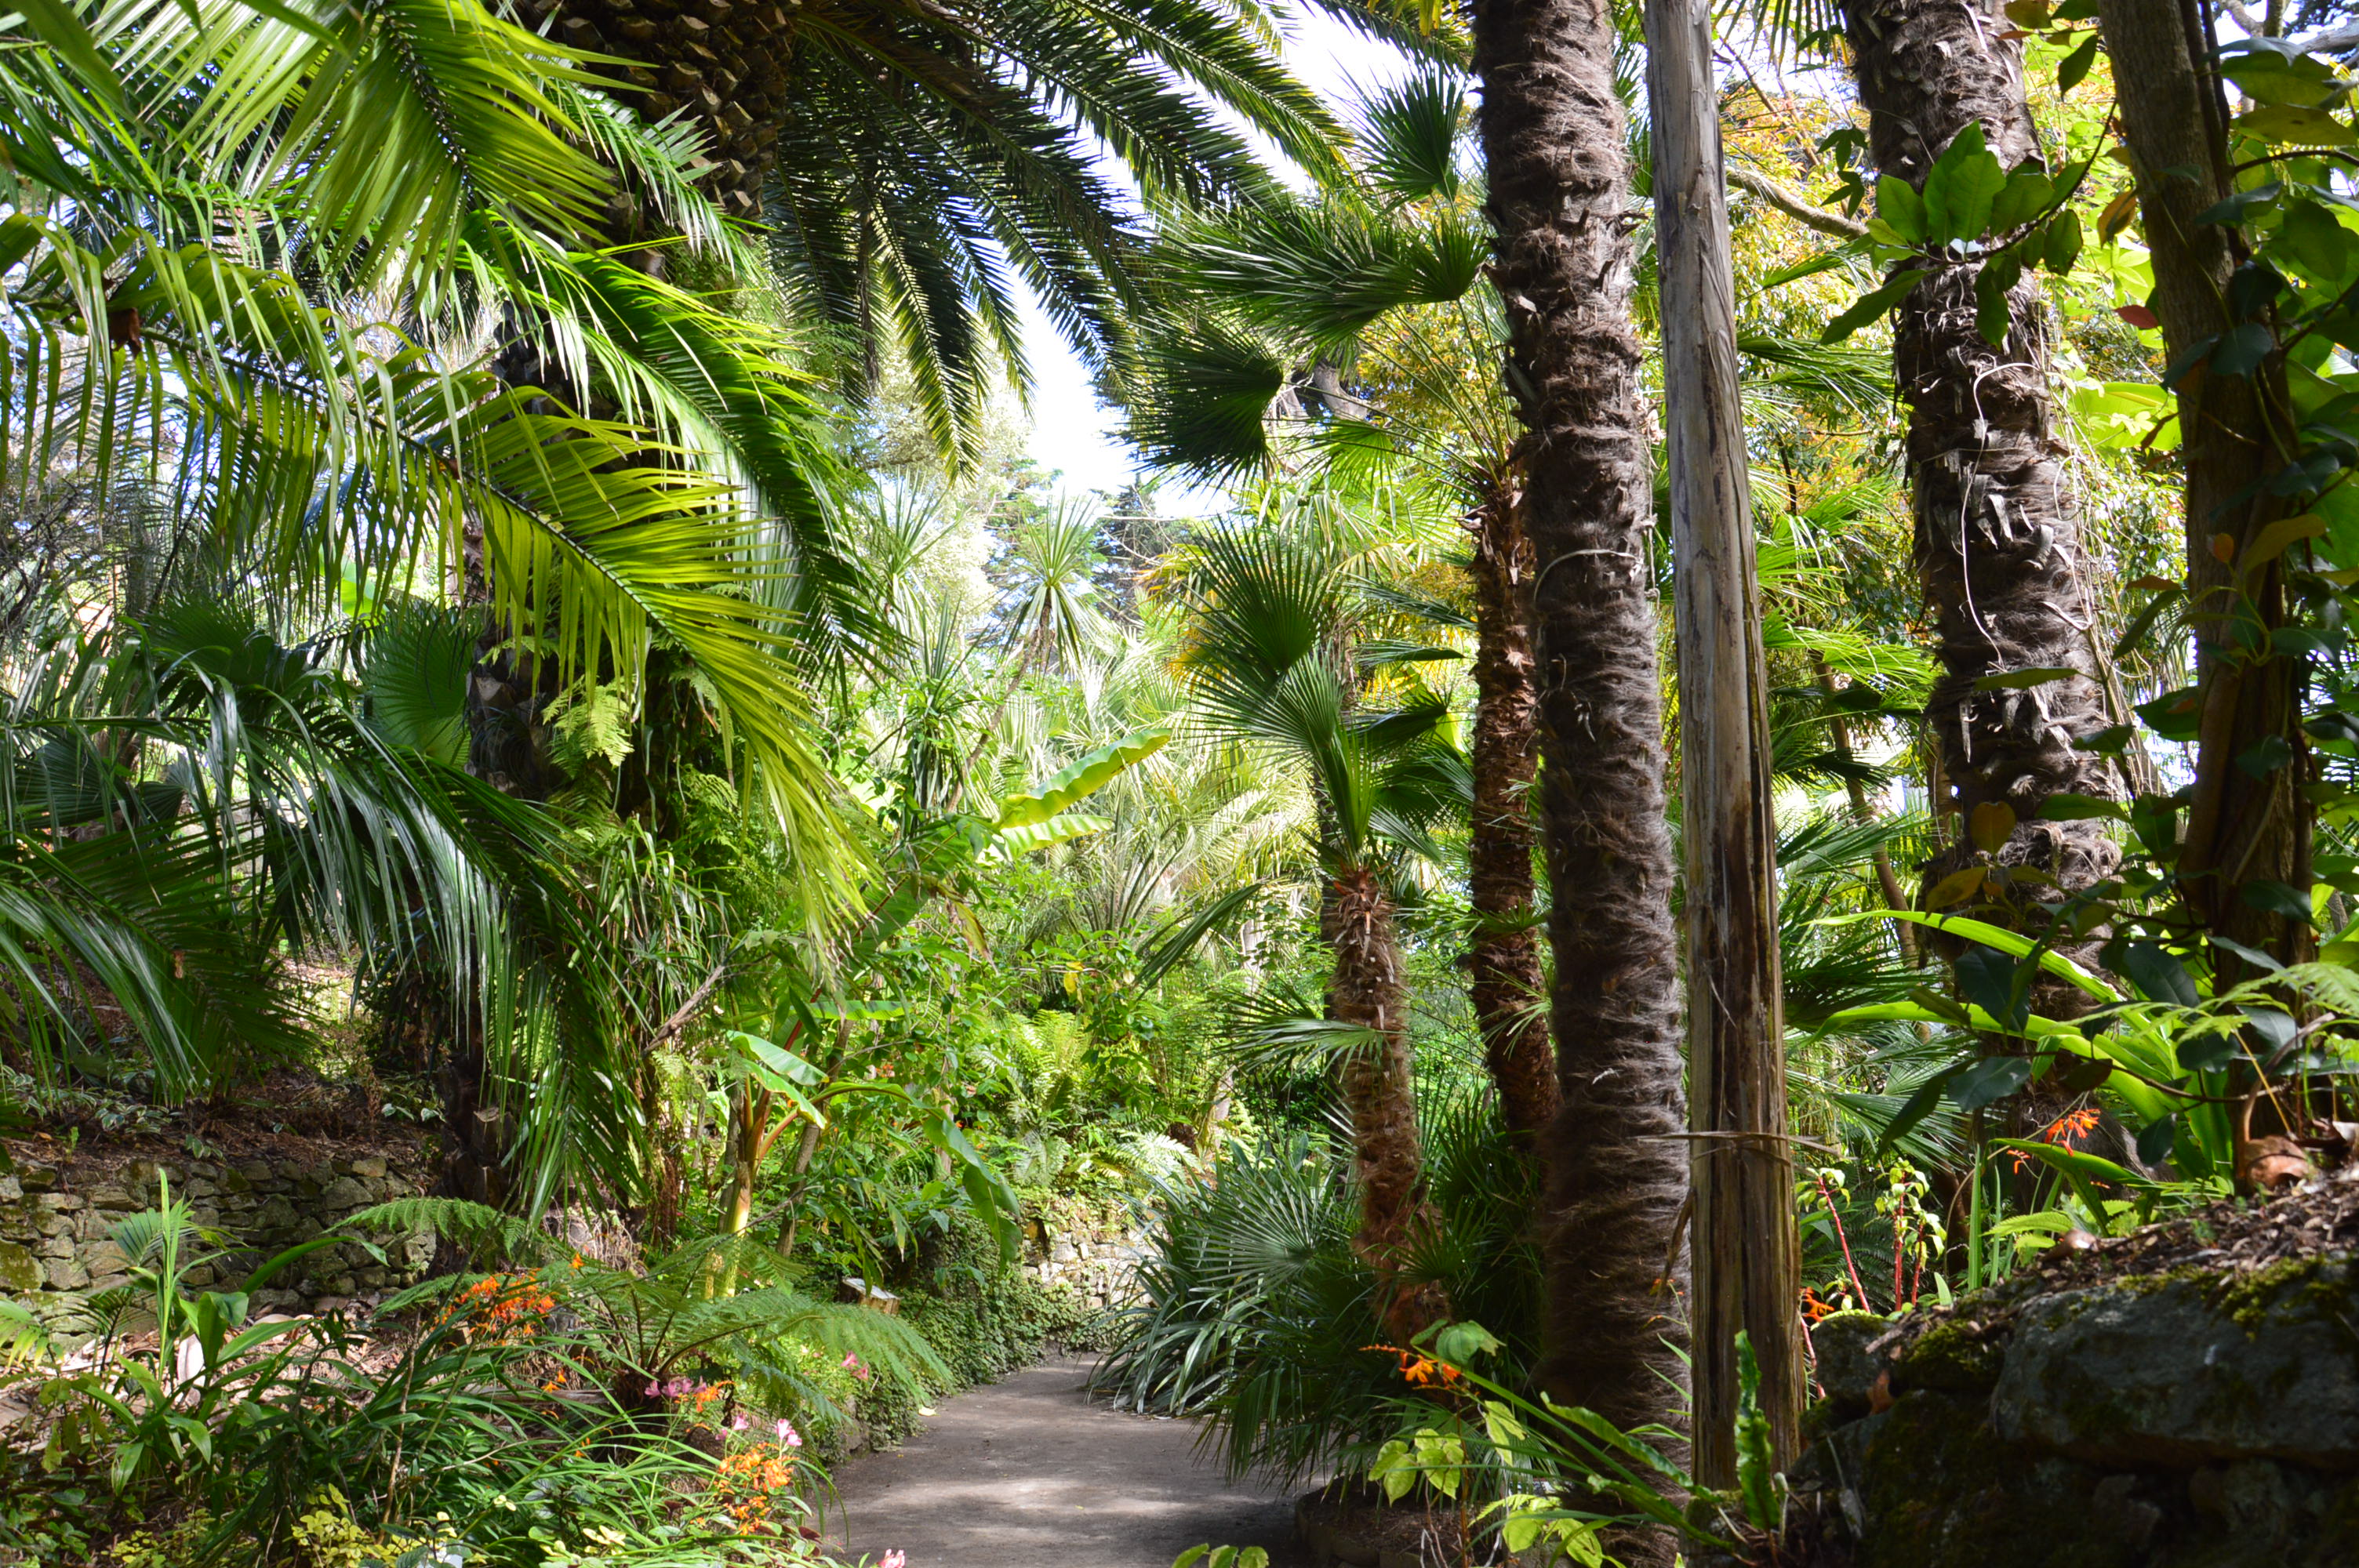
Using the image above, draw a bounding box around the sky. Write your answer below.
[1013,5,1425,517]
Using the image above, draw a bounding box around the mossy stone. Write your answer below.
[1895,1320,2005,1396]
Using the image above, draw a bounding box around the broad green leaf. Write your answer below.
[1819,910,2120,1000]
[2275,203,2359,285]
[1976,249,2023,343]
[2039,792,2128,821]
[2043,209,2085,274]
[1924,123,2005,243]
[2223,53,2343,107]
[1992,1138,2156,1191]
[1989,169,2054,234]
[995,726,1169,828]
[2236,103,2357,147]
[2120,941,2199,1006]
[1876,174,1927,244]
[2057,35,2099,95]
[992,811,1114,852]
[1822,269,1930,343]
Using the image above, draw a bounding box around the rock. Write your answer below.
[36,1194,83,1213]
[86,1188,138,1212]
[319,1177,369,1210]
[236,1160,272,1187]
[80,1240,128,1276]
[0,1177,19,1202]
[16,1166,58,1194]
[347,1157,387,1181]
[1810,1312,1892,1414]
[0,1240,41,1293]
[1992,1258,2359,1468]
[254,1197,298,1232]
[35,1236,71,1260]
[86,1274,129,1296]
[182,1265,214,1287]
[218,1167,253,1194]
[42,1257,86,1290]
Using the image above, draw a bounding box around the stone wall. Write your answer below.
[1783,1198,2359,1567]
[1023,1194,1147,1309]
[0,1146,436,1322]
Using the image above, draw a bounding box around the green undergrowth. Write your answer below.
[845,1214,1121,1451]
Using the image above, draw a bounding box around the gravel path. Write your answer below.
[823,1356,1304,1568]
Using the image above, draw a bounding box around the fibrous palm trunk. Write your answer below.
[1841,0,2124,941]
[1470,0,1692,1510]
[517,0,794,217]
[1465,488,1558,1145]
[1328,862,1446,1342]
[2095,0,2310,975]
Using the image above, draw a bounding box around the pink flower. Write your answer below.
[776,1419,803,1448]
[645,1383,661,1398]
[731,1414,749,1431]
[844,1352,870,1379]
[881,1552,906,1568]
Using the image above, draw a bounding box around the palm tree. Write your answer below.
[1834,0,2124,964]
[512,0,1362,460]
[1469,0,1692,1508]
[1122,75,1560,1142]
[0,0,910,1217]
[1174,517,1464,1338]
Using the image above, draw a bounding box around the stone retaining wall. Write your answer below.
[1023,1194,1147,1308]
[0,1149,435,1320]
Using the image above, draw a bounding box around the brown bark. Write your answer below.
[1470,0,1692,1508]
[1465,488,1558,1144]
[514,0,794,217]
[2095,0,2311,971]
[1327,863,1447,1343]
[1841,0,2124,928]
[1646,0,1802,1484]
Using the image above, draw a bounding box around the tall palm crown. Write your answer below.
[518,0,1378,459]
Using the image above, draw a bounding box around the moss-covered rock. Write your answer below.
[1809,1311,1890,1416]
[1990,1258,2359,1468]
[1894,1319,2006,1396]
[1785,1248,2359,1566]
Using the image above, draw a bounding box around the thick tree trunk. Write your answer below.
[1841,0,2125,942]
[1465,488,1558,1144]
[1471,0,1692,1515]
[514,0,794,218]
[1645,0,1802,1486]
[1327,863,1447,1342]
[2095,0,2310,973]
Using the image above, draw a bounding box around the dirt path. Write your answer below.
[823,1356,1304,1568]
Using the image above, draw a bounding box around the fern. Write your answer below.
[340,1198,553,1268]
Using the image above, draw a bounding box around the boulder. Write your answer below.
[1991,1258,2359,1468]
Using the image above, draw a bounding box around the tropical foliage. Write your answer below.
[4,0,2359,1564]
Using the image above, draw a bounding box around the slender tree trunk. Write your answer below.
[1328,863,1447,1342]
[1465,486,1558,1144]
[1471,0,1692,1516]
[1645,0,1802,1483]
[1841,0,2124,952]
[2095,0,2311,973]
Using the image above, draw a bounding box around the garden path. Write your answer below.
[823,1354,1304,1568]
